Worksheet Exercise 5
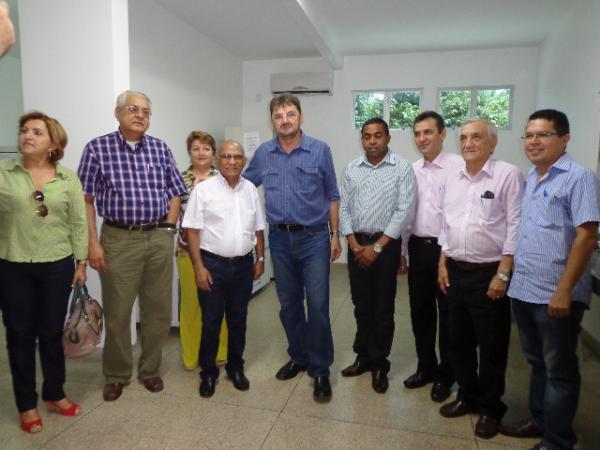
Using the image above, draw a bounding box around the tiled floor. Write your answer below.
[1,264,599,449]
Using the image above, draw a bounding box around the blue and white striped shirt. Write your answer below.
[243,132,340,226]
[508,153,600,306]
[339,152,415,239]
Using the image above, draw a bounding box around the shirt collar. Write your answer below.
[528,152,572,178]
[270,131,309,154]
[459,157,494,180]
[420,149,450,169]
[116,129,145,150]
[9,157,71,180]
[359,149,394,168]
[217,172,243,190]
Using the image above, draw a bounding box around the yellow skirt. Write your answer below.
[176,254,228,369]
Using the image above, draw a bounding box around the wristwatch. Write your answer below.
[496,272,510,282]
[257,256,265,262]
[373,243,383,254]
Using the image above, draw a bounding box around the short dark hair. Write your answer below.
[414,111,445,133]
[528,109,570,136]
[269,94,302,115]
[361,117,389,136]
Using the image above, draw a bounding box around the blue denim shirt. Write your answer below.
[244,132,340,226]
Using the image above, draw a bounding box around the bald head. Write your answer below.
[0,1,15,58]
[217,140,246,186]
[218,139,245,157]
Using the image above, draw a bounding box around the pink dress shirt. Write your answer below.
[438,158,524,263]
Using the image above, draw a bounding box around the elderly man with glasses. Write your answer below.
[78,90,186,402]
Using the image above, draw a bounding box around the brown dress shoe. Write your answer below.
[103,383,124,401]
[499,417,542,438]
[439,399,472,418]
[142,377,164,393]
[475,415,499,439]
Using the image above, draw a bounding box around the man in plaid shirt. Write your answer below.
[78,90,186,402]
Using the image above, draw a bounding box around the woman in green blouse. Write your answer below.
[177,131,228,370]
[0,112,87,433]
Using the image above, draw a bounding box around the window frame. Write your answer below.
[352,88,423,131]
[436,85,514,130]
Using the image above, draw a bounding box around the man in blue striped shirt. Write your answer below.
[339,118,415,394]
[244,94,341,402]
[501,110,600,450]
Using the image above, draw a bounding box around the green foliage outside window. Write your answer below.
[389,92,420,129]
[354,93,384,129]
[477,89,511,128]
[439,90,470,128]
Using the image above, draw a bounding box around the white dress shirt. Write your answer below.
[182,173,265,257]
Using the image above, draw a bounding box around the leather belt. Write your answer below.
[354,232,383,244]
[447,257,499,272]
[105,219,173,231]
[411,235,438,245]
[270,223,328,232]
[201,249,252,263]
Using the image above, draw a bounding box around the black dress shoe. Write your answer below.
[499,417,542,438]
[313,376,332,403]
[199,377,216,398]
[475,415,499,439]
[403,371,433,389]
[530,443,547,450]
[439,399,472,418]
[430,382,452,403]
[340,359,370,377]
[371,370,389,394]
[276,361,307,380]
[228,371,250,391]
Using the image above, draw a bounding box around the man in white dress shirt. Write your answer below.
[183,140,265,398]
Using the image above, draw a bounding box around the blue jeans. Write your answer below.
[512,299,585,450]
[269,227,333,377]
[198,254,254,379]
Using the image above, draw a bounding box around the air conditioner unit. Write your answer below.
[270,72,333,95]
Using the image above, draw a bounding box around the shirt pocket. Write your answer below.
[263,168,279,194]
[536,195,567,228]
[296,166,321,194]
[478,197,496,224]
[146,163,167,189]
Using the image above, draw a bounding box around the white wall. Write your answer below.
[129,0,243,169]
[243,47,539,183]
[536,0,600,343]
[0,53,22,149]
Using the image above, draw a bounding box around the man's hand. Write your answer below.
[438,261,450,294]
[548,287,572,318]
[355,245,379,268]
[398,255,408,275]
[88,240,106,272]
[330,235,341,262]
[195,266,213,292]
[486,276,508,300]
[254,261,265,280]
[71,263,87,287]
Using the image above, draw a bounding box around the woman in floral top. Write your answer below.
[177,131,227,370]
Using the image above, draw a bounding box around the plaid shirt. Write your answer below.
[78,130,186,224]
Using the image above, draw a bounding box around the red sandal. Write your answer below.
[19,410,43,433]
[44,399,80,416]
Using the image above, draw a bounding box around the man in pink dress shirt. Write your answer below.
[403,111,463,404]
[437,119,524,440]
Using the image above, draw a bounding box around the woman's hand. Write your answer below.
[71,261,87,287]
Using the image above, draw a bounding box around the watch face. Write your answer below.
[373,243,382,253]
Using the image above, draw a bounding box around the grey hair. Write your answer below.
[460,118,497,140]
[115,90,152,109]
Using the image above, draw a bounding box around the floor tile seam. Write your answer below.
[277,408,479,442]
[329,292,352,325]
[37,400,105,449]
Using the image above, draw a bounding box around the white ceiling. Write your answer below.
[155,0,575,68]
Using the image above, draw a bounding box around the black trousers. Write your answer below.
[347,237,401,372]
[446,260,511,419]
[407,236,453,384]
[198,254,254,380]
[0,257,74,412]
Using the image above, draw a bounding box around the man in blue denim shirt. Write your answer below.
[501,110,600,450]
[244,94,341,402]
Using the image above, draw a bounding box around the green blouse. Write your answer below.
[0,158,88,263]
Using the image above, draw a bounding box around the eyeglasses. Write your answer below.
[521,132,560,141]
[33,190,48,217]
[219,153,245,162]
[272,111,299,122]
[125,105,152,116]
